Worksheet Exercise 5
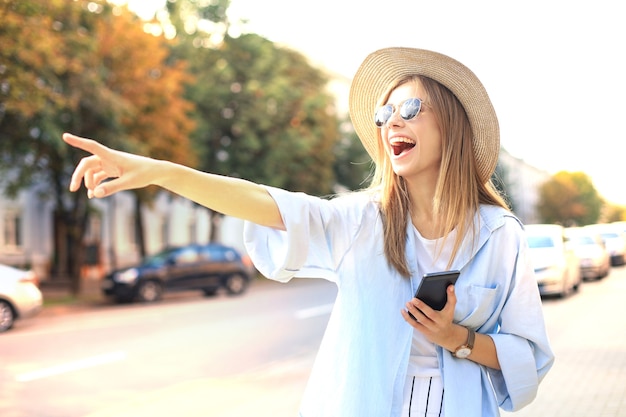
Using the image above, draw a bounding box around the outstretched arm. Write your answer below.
[63,133,285,230]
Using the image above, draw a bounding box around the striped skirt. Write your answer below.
[402,375,444,417]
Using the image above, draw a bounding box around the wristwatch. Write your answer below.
[453,327,475,359]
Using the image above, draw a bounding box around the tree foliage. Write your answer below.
[0,0,363,289]
[602,204,626,223]
[0,0,195,291]
[537,171,604,226]
[187,35,339,194]
[333,118,373,191]
[160,0,341,195]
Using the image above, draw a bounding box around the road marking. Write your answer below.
[15,351,127,382]
[294,303,334,319]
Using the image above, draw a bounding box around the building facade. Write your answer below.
[497,148,551,224]
[0,187,245,281]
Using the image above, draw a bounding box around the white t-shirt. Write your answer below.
[407,227,457,377]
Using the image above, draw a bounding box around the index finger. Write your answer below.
[62,133,108,156]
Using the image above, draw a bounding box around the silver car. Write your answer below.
[0,263,43,332]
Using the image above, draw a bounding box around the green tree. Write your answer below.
[537,171,603,226]
[190,34,339,194]
[159,0,341,237]
[333,117,373,191]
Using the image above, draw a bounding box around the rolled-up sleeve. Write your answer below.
[488,238,555,411]
[243,186,367,283]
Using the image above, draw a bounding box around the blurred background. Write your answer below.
[1,0,625,290]
[1,1,625,416]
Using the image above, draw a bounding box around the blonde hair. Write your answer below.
[367,75,509,277]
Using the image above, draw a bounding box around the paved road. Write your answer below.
[1,278,335,417]
[5,267,626,417]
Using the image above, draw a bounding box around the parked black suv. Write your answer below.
[102,243,255,303]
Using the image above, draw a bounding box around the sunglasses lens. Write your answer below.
[400,98,421,121]
[374,98,423,128]
[374,105,393,127]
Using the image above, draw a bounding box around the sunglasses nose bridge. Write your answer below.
[384,104,404,127]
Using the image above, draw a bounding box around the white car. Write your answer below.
[525,224,582,297]
[565,227,611,280]
[0,263,43,332]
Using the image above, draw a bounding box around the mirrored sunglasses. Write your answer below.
[374,97,423,128]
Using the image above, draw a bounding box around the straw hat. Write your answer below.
[349,47,499,183]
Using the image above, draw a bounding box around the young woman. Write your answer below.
[64,47,554,417]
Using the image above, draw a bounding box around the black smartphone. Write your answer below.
[409,270,460,318]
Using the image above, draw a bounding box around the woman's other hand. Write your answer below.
[402,285,462,348]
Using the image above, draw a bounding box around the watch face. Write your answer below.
[455,347,472,359]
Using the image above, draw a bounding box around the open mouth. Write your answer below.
[390,138,416,156]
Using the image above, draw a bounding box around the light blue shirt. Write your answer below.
[244,187,555,417]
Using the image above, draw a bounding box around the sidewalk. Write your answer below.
[502,271,626,417]
[38,275,273,317]
[38,276,108,317]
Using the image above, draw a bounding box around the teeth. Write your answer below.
[390,137,415,145]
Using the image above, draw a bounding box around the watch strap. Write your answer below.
[453,327,475,358]
[466,327,475,349]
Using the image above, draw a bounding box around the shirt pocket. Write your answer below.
[455,284,500,329]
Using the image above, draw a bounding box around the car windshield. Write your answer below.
[527,236,556,248]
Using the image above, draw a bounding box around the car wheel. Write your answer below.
[223,273,249,296]
[0,300,15,332]
[136,280,163,302]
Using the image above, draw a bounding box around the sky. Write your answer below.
[125,0,626,205]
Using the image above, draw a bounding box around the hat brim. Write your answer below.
[349,47,499,183]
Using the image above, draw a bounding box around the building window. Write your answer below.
[3,211,23,251]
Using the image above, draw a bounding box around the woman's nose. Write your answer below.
[385,108,405,127]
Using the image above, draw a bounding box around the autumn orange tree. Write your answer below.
[92,5,196,260]
[603,204,626,223]
[537,171,604,226]
[0,0,195,292]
